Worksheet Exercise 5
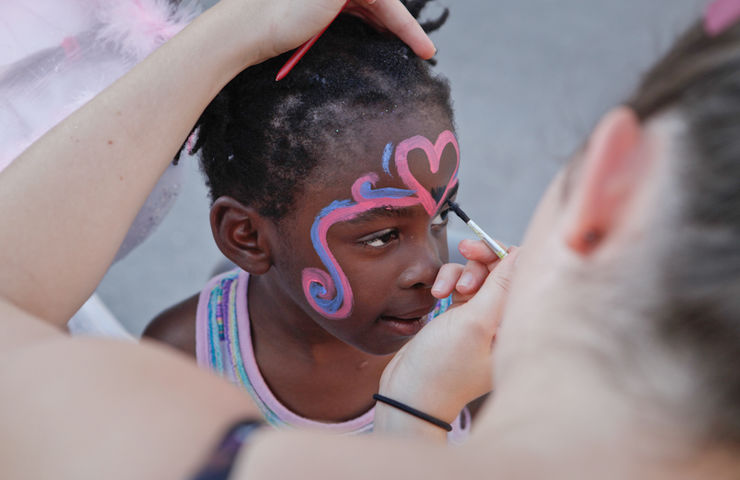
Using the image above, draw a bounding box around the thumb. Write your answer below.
[464,247,520,332]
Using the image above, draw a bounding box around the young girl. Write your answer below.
[144,1,470,438]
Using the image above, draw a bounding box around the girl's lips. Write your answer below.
[385,305,436,321]
[377,313,430,337]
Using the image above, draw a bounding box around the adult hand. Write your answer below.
[377,245,520,428]
[218,0,436,64]
[432,239,511,302]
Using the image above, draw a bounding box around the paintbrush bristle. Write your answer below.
[447,200,471,223]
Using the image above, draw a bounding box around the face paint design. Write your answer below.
[302,174,417,319]
[302,130,460,319]
[382,142,394,176]
[394,130,460,215]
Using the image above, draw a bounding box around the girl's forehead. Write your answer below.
[293,127,460,224]
[321,108,453,153]
[316,125,458,185]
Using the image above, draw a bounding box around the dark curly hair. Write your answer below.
[182,0,453,220]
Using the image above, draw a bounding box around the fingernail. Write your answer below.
[458,273,473,289]
[432,279,448,296]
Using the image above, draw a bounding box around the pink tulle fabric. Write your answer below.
[0,0,200,261]
[705,0,740,36]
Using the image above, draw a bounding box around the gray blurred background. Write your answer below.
[97,0,706,336]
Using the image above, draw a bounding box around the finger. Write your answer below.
[454,260,490,295]
[458,239,507,268]
[463,248,520,332]
[344,4,388,32]
[449,291,474,305]
[432,263,464,298]
[357,0,436,58]
[448,247,519,316]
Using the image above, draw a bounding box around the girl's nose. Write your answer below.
[397,237,444,290]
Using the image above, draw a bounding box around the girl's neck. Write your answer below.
[246,271,391,422]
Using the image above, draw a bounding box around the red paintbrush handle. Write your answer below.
[275,1,349,81]
[275,27,327,81]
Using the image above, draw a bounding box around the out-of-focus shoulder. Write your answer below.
[142,293,199,358]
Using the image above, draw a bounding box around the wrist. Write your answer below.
[378,373,461,426]
[373,400,447,442]
[188,1,273,84]
[205,0,337,73]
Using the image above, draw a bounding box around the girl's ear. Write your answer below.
[210,197,274,275]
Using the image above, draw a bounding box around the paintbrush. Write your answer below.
[275,1,349,81]
[447,201,508,260]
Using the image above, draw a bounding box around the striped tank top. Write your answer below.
[195,268,470,441]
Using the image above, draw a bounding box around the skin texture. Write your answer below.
[3,0,740,478]
[145,115,459,422]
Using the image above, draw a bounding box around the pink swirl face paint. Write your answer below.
[302,130,460,319]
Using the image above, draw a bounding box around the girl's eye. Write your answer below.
[359,228,399,248]
[431,209,450,227]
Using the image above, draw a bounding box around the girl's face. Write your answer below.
[276,115,459,355]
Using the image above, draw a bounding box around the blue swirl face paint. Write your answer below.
[302,174,416,319]
[382,142,394,176]
[358,180,411,200]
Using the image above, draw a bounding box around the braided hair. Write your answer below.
[184,0,453,220]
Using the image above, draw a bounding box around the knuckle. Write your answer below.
[492,273,512,293]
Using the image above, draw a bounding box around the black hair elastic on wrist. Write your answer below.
[373,394,452,432]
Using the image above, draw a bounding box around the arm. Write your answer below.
[0,0,435,329]
[0,299,262,480]
[0,1,444,478]
[0,2,254,326]
[372,242,518,442]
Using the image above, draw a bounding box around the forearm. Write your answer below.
[0,299,263,480]
[238,429,461,479]
[0,2,265,326]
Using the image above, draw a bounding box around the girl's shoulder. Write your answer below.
[142,293,199,357]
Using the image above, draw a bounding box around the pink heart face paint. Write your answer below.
[302,130,460,319]
[395,130,460,216]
